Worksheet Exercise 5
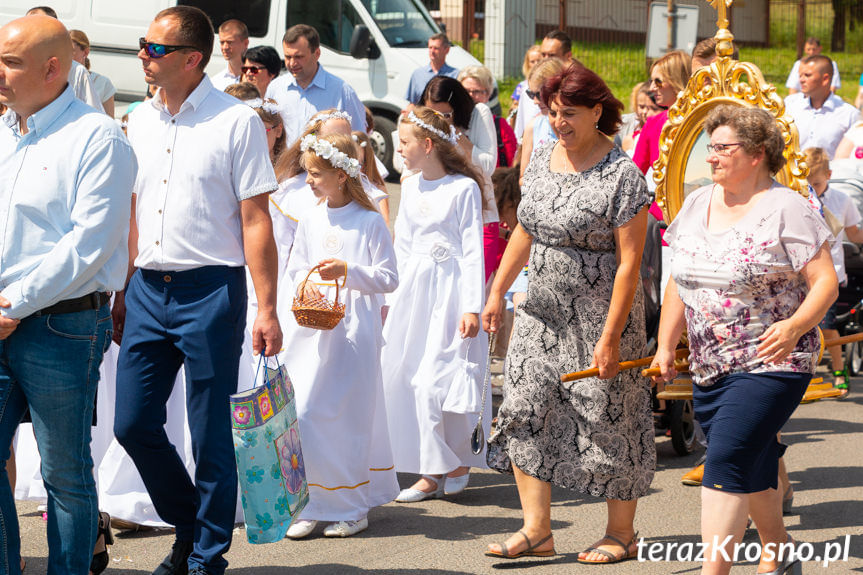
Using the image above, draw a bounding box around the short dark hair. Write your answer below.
[219,19,248,40]
[243,45,282,76]
[421,75,476,131]
[542,63,623,136]
[429,33,450,47]
[691,37,739,62]
[155,6,214,70]
[805,36,821,47]
[704,105,786,175]
[283,24,319,52]
[801,54,834,80]
[543,30,572,54]
[26,6,57,18]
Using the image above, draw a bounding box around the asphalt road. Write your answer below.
[15,183,863,573]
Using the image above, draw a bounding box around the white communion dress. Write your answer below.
[381,173,490,475]
[282,198,399,521]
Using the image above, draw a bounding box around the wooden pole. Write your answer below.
[667,0,675,53]
[796,0,806,59]
[559,0,566,32]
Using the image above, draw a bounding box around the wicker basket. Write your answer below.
[292,264,345,330]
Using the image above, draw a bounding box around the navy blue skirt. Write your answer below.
[694,371,810,494]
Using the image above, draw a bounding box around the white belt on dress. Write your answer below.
[411,241,462,262]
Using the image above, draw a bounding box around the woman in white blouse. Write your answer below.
[70,30,116,117]
[420,76,500,282]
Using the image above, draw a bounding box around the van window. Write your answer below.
[178,0,271,37]
[360,0,437,47]
[286,0,363,54]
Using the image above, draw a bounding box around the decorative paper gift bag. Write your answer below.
[230,358,308,544]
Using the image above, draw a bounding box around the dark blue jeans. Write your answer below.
[0,304,111,575]
[114,267,246,575]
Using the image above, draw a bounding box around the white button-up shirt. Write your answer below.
[210,66,241,91]
[0,86,137,319]
[785,92,860,158]
[128,76,277,271]
[265,64,366,144]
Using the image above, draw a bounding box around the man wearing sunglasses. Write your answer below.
[0,14,137,574]
[210,19,249,92]
[113,6,281,575]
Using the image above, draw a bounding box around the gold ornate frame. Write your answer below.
[653,2,809,222]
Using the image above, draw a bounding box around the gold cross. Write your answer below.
[709,0,732,28]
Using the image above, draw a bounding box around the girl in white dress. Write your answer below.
[283,133,399,539]
[382,107,490,502]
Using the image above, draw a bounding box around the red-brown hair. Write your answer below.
[541,63,624,136]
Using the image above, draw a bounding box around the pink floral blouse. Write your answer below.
[665,184,832,386]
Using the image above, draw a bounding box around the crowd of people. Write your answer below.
[0,4,861,575]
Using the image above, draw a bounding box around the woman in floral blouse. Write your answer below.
[651,105,837,575]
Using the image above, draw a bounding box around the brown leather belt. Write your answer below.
[33,292,111,317]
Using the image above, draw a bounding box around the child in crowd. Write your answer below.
[382,107,489,501]
[283,133,399,538]
[620,82,662,154]
[805,147,863,397]
[353,130,391,223]
[224,81,260,101]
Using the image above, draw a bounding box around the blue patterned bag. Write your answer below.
[230,357,308,543]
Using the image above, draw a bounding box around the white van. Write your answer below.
[0,0,483,172]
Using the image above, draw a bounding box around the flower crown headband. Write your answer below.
[405,110,459,145]
[300,135,361,179]
[243,98,281,116]
[307,110,352,129]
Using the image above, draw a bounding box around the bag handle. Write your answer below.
[252,347,283,389]
[297,263,347,307]
[470,333,495,454]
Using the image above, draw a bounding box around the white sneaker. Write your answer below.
[323,517,368,537]
[286,519,317,539]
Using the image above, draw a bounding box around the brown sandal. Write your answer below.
[485,530,555,559]
[577,531,638,564]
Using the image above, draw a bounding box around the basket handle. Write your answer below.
[298,263,346,306]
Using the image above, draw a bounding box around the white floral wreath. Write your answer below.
[243,98,282,116]
[308,110,352,128]
[300,135,361,179]
[405,110,459,145]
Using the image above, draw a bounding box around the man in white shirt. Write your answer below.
[514,30,573,142]
[112,7,281,575]
[266,24,366,143]
[0,15,136,572]
[786,37,840,95]
[785,55,860,158]
[25,6,104,111]
[210,19,248,91]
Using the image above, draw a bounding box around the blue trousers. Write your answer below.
[114,267,246,575]
[0,304,111,575]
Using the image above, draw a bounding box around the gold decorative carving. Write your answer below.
[653,0,809,222]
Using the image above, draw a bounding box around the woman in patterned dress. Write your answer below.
[651,106,837,575]
[481,63,655,563]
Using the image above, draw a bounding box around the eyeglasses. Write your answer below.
[649,77,664,88]
[465,88,487,97]
[706,142,744,156]
[242,65,265,75]
[139,38,197,59]
[525,89,539,100]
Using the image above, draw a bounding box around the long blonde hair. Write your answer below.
[300,133,377,212]
[404,107,487,206]
[275,108,352,181]
[352,131,386,190]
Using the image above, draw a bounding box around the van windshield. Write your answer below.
[359,0,439,47]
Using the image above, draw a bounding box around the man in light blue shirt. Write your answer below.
[405,33,459,105]
[0,14,136,574]
[266,24,366,143]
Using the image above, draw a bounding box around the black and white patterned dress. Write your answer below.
[486,142,656,500]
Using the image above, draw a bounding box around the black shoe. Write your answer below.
[188,566,210,575]
[90,512,114,575]
[152,540,193,575]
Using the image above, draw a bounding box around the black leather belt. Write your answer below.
[34,292,110,317]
